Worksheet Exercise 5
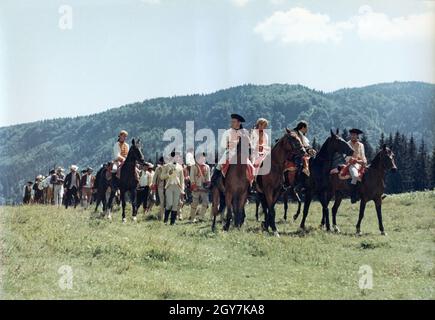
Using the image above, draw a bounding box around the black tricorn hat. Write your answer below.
[231,113,245,123]
[349,128,364,135]
[27,181,33,184]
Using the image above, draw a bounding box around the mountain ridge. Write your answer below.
[0,81,434,203]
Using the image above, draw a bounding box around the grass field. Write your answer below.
[0,191,434,300]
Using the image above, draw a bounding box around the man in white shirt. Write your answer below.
[347,128,367,203]
[112,130,130,174]
[210,113,250,187]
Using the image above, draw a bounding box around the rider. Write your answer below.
[347,128,367,203]
[250,118,270,175]
[210,113,250,187]
[112,130,130,176]
[294,121,317,177]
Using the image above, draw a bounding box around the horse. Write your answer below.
[256,129,306,236]
[107,139,145,223]
[94,162,112,214]
[211,134,251,231]
[293,129,354,231]
[328,145,397,235]
[254,187,301,222]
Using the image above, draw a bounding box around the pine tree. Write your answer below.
[431,147,435,189]
[341,129,349,142]
[414,139,429,191]
[361,135,374,162]
[378,132,385,150]
[402,135,417,192]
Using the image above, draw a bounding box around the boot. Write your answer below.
[209,169,221,189]
[170,211,177,225]
[350,184,358,204]
[164,209,170,224]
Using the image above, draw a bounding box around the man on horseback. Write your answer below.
[210,113,250,187]
[346,128,367,203]
[250,118,270,175]
[112,130,130,177]
[284,121,316,188]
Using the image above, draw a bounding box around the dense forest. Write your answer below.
[0,81,434,204]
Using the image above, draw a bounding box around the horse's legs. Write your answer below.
[269,204,279,235]
[356,200,367,235]
[255,196,260,222]
[319,191,330,231]
[283,192,288,221]
[223,192,233,231]
[293,189,302,221]
[120,189,126,222]
[300,190,312,230]
[374,197,386,235]
[332,192,343,233]
[130,188,137,219]
[211,188,219,231]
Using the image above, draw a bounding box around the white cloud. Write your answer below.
[254,5,435,44]
[354,5,435,41]
[140,0,160,5]
[231,0,250,7]
[254,7,353,44]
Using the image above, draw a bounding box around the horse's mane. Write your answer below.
[368,150,382,169]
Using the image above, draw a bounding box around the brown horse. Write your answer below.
[293,129,354,231]
[211,134,251,231]
[256,129,306,236]
[329,145,397,235]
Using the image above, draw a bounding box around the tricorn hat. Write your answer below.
[70,165,79,172]
[231,113,246,123]
[349,128,363,135]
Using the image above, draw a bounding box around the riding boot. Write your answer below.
[170,211,177,225]
[350,184,358,204]
[209,169,221,189]
[164,209,170,224]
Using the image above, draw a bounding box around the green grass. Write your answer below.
[0,191,434,300]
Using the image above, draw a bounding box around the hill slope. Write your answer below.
[0,81,434,203]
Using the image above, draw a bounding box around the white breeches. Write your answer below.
[349,164,360,184]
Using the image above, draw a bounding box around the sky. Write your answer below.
[0,0,434,127]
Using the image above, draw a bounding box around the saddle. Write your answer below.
[330,164,365,180]
[221,159,255,185]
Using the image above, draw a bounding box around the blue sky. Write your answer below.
[0,0,434,126]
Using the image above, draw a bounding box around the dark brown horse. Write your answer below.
[107,139,145,222]
[211,134,251,231]
[256,129,306,236]
[293,129,354,231]
[329,145,397,235]
[254,187,301,222]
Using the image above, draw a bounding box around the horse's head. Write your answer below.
[328,129,354,156]
[378,144,398,172]
[130,138,146,165]
[284,128,307,157]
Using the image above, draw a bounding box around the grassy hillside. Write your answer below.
[0,81,434,204]
[0,191,434,300]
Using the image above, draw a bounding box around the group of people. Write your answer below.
[23,166,96,209]
[23,113,368,220]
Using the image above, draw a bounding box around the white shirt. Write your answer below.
[298,130,310,148]
[113,141,130,161]
[220,128,249,151]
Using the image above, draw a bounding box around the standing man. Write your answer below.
[53,167,65,207]
[161,151,185,225]
[152,156,166,220]
[189,152,211,222]
[33,175,44,204]
[347,128,367,203]
[81,167,95,209]
[210,113,250,187]
[64,165,81,209]
[137,162,154,213]
[23,181,34,204]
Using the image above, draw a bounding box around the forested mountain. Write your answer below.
[0,81,434,204]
